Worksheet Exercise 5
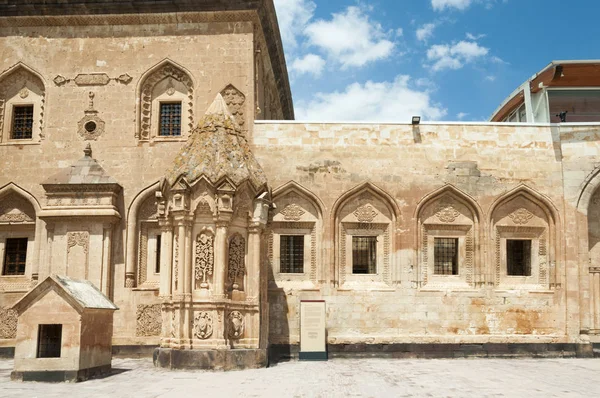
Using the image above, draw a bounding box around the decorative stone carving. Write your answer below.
[170,311,176,338]
[227,311,244,339]
[19,83,29,99]
[435,200,460,223]
[509,208,534,225]
[138,62,194,140]
[0,194,35,223]
[53,73,133,86]
[77,92,105,141]
[591,267,600,273]
[195,233,214,288]
[139,196,158,220]
[354,204,378,223]
[136,304,162,337]
[220,84,246,131]
[0,307,18,339]
[280,203,305,221]
[125,273,135,288]
[228,235,246,290]
[193,311,213,339]
[174,234,179,289]
[67,231,89,254]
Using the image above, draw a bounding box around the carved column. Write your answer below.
[159,222,173,298]
[214,220,229,298]
[101,224,112,297]
[247,223,263,300]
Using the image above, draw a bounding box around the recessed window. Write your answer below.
[280,235,304,273]
[155,234,161,274]
[3,237,27,275]
[434,237,458,275]
[11,105,34,139]
[352,236,376,274]
[159,102,182,136]
[507,239,531,276]
[37,324,62,358]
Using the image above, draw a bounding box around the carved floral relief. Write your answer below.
[227,311,244,339]
[193,311,213,339]
[136,304,162,337]
[508,208,534,225]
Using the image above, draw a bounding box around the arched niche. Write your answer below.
[489,185,559,290]
[415,185,482,290]
[0,183,41,290]
[0,63,46,143]
[269,181,324,285]
[332,182,398,288]
[136,59,195,141]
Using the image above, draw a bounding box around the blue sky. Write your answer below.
[273,0,600,122]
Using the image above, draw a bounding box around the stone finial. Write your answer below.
[84,143,92,158]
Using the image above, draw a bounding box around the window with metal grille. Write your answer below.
[37,324,62,358]
[434,237,458,275]
[280,235,304,273]
[155,235,161,274]
[507,239,531,276]
[3,237,27,275]
[11,105,34,139]
[352,236,377,274]
[159,102,181,136]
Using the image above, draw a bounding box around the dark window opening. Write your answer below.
[159,102,181,136]
[155,235,161,274]
[37,324,62,358]
[280,235,304,273]
[11,105,34,139]
[507,239,532,276]
[434,237,458,275]
[352,236,377,274]
[3,237,27,275]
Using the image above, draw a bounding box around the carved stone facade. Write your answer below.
[136,304,162,337]
[0,307,17,339]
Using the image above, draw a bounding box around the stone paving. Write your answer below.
[1,357,600,397]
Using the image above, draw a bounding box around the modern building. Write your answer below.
[0,1,600,365]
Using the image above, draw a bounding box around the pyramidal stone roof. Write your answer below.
[165,93,268,190]
[43,144,118,185]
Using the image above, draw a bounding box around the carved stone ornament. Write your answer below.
[53,73,133,86]
[590,267,600,273]
[509,208,534,225]
[435,200,460,223]
[354,204,378,223]
[220,84,246,130]
[195,233,214,288]
[228,235,246,290]
[227,311,244,339]
[77,92,105,141]
[193,311,213,339]
[0,307,18,339]
[280,203,305,221]
[136,304,162,337]
[67,231,89,254]
[19,83,29,99]
[138,196,158,220]
[0,195,34,223]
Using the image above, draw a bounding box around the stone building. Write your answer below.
[0,0,600,364]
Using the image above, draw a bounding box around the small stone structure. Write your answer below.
[11,275,118,382]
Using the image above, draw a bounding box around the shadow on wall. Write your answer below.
[267,264,291,365]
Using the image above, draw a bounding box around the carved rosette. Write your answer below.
[136,304,162,337]
[354,204,378,223]
[227,311,244,339]
[0,308,18,339]
[435,201,460,223]
[509,208,534,225]
[228,235,246,290]
[193,311,213,339]
[280,204,305,221]
[195,233,214,288]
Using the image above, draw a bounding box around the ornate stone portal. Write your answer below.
[153,94,270,370]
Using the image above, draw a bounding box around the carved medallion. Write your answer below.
[435,201,460,223]
[354,204,378,223]
[77,92,105,141]
[19,83,29,99]
[227,311,244,339]
[166,79,176,96]
[280,203,305,221]
[509,208,534,225]
[195,233,214,288]
[136,304,162,337]
[193,312,213,339]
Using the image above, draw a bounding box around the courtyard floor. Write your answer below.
[1,357,599,397]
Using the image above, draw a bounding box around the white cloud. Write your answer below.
[466,32,486,40]
[431,0,472,11]
[395,27,404,37]
[304,6,395,68]
[416,23,436,42]
[456,112,469,119]
[295,75,447,122]
[290,54,326,77]
[426,40,489,71]
[485,75,496,81]
[273,0,316,51]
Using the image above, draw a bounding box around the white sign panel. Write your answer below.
[299,300,327,360]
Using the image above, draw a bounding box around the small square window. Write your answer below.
[159,102,181,136]
[434,237,458,275]
[3,237,27,275]
[507,239,531,276]
[37,324,62,358]
[352,236,377,274]
[280,235,304,273]
[11,105,34,139]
